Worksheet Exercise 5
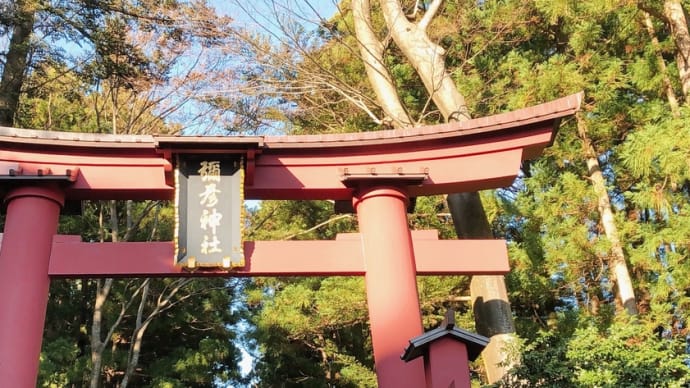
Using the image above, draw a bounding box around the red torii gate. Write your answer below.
[0,93,580,387]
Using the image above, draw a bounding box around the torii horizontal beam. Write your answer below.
[45,231,508,278]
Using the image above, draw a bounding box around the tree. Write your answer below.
[489,0,690,383]
[2,0,255,133]
[0,0,36,125]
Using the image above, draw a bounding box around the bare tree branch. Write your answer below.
[419,0,443,31]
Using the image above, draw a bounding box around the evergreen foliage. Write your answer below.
[36,200,246,387]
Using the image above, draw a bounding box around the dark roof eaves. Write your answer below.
[261,92,582,150]
[0,126,154,144]
[402,326,490,362]
[0,93,582,153]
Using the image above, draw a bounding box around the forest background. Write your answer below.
[2,0,690,386]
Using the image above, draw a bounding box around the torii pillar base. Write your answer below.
[0,186,64,387]
[353,186,425,387]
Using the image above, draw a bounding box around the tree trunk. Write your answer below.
[121,278,190,387]
[576,115,638,315]
[447,192,519,383]
[352,0,414,128]
[641,10,681,116]
[0,0,36,126]
[121,279,150,388]
[90,201,120,387]
[663,0,690,102]
[89,278,113,388]
[89,203,109,388]
[373,1,518,382]
[378,0,470,122]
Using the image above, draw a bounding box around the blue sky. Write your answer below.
[214,1,339,36]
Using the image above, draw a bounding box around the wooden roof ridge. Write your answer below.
[262,92,582,148]
[0,92,582,151]
[0,126,155,148]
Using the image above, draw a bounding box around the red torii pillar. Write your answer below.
[0,185,64,387]
[354,185,425,386]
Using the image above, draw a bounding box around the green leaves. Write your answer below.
[39,338,87,388]
[567,321,689,387]
[510,315,690,386]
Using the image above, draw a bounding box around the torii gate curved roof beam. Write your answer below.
[0,93,581,201]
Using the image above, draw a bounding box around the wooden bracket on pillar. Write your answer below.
[339,166,429,185]
[337,168,426,213]
[0,165,79,184]
[0,165,78,214]
[334,197,417,214]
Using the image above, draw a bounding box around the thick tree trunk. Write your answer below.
[0,0,36,126]
[663,0,690,101]
[576,116,638,315]
[347,1,521,382]
[447,192,518,383]
[378,0,470,122]
[352,0,414,128]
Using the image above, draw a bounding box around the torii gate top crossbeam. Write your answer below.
[0,93,581,201]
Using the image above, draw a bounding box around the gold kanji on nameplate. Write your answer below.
[174,155,244,269]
